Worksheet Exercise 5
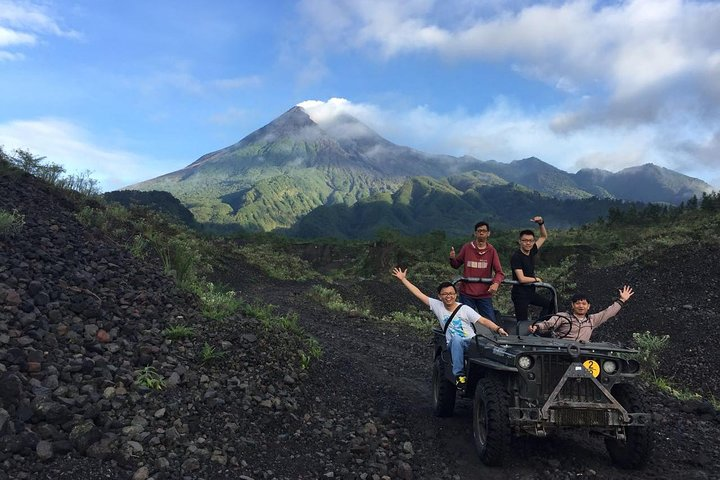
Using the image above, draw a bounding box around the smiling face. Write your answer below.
[438,286,457,308]
[571,299,591,316]
[519,234,535,254]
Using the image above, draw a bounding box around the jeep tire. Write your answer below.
[605,383,653,469]
[431,355,456,417]
[473,377,511,466]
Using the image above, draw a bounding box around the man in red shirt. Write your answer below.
[449,221,505,322]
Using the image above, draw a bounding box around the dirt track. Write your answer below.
[216,249,720,480]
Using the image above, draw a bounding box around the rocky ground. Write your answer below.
[1,165,719,480]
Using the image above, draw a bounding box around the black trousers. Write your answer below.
[512,291,553,322]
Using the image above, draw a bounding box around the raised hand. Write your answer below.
[392,267,407,281]
[619,285,634,302]
[449,246,456,259]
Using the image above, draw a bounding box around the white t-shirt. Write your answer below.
[429,298,480,344]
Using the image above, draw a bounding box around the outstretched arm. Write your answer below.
[591,286,635,328]
[475,317,508,336]
[392,267,430,306]
[531,216,548,249]
[528,315,557,334]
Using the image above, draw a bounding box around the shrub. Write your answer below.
[162,325,195,340]
[632,330,670,379]
[135,366,165,390]
[306,285,370,317]
[56,169,101,196]
[299,337,322,369]
[235,243,319,281]
[2,148,101,196]
[147,233,200,289]
[200,342,226,364]
[194,282,242,321]
[0,209,24,236]
[240,301,276,328]
[382,310,435,333]
[128,234,149,258]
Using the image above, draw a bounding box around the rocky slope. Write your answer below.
[1,165,719,480]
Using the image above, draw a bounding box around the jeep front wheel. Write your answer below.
[473,377,511,466]
[432,355,456,417]
[604,383,653,469]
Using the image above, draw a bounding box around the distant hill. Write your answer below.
[103,190,196,227]
[290,179,640,239]
[574,163,712,204]
[126,105,714,234]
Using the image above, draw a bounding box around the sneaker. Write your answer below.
[455,375,467,390]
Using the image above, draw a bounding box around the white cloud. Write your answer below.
[299,97,380,124]
[293,97,719,187]
[297,0,720,130]
[0,25,36,46]
[0,118,163,191]
[0,0,80,60]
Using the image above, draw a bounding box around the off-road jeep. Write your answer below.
[431,277,653,468]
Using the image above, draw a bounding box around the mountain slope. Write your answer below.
[129,107,478,231]
[575,163,712,204]
[290,178,638,239]
[126,105,714,234]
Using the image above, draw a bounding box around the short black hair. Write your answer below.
[474,221,490,231]
[571,292,590,303]
[437,281,455,294]
[518,229,535,238]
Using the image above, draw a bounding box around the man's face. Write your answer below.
[571,299,590,316]
[519,235,535,253]
[474,225,490,243]
[438,287,457,307]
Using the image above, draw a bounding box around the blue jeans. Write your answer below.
[449,336,473,377]
[459,294,496,322]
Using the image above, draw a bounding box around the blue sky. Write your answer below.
[1,0,719,192]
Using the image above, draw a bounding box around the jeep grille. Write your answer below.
[540,355,604,402]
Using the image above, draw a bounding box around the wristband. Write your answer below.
[495,326,501,333]
[538,221,544,225]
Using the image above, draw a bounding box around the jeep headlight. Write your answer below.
[602,360,618,374]
[517,355,534,370]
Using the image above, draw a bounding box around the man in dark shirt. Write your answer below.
[510,216,553,322]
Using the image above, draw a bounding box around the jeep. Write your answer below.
[431,277,653,468]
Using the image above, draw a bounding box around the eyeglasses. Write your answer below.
[475,229,489,233]
[439,292,456,297]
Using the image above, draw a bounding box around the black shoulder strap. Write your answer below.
[443,304,464,334]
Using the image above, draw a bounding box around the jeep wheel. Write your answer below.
[432,355,455,417]
[473,377,511,466]
[605,383,653,469]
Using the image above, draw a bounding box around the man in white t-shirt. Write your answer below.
[392,267,508,389]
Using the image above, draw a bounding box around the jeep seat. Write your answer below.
[498,316,532,336]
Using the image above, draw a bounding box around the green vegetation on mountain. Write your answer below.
[103,189,197,227]
[291,180,646,239]
[125,106,714,236]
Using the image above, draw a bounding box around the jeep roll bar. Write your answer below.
[452,276,559,337]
